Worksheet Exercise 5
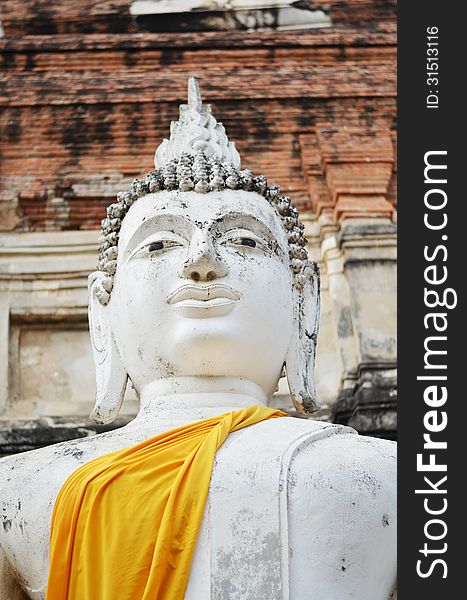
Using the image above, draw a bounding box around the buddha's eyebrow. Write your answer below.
[121,213,193,259]
[211,211,277,240]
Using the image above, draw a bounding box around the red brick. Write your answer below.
[0,5,396,231]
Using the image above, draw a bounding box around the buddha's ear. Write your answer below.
[285,265,320,415]
[88,272,128,424]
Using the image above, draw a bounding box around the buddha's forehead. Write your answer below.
[119,189,286,251]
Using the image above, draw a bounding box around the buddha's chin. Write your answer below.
[164,324,283,383]
[172,324,237,354]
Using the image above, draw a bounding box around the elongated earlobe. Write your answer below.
[285,266,320,414]
[88,272,128,424]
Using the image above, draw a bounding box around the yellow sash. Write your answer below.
[46,405,285,599]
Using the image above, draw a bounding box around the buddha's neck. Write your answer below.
[131,376,269,431]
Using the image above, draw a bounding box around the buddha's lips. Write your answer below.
[165,284,241,305]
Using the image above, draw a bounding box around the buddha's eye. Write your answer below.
[227,236,259,249]
[239,237,256,248]
[147,239,182,253]
[129,236,185,261]
[222,231,265,251]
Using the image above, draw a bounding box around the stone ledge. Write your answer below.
[339,219,397,243]
[131,3,332,33]
[0,230,99,278]
[0,415,132,457]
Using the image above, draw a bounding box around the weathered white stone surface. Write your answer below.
[130,1,309,13]
[130,1,332,30]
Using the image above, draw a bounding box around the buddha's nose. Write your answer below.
[181,235,228,282]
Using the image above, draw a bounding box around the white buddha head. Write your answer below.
[88,78,320,423]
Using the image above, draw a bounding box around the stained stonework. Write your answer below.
[325,219,397,439]
[129,1,332,32]
[0,1,397,35]
[0,0,397,451]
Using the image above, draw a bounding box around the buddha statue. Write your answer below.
[0,78,396,600]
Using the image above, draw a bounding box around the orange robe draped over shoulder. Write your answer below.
[46,406,285,600]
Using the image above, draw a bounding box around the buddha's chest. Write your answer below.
[8,418,338,600]
[183,418,330,600]
[185,451,284,599]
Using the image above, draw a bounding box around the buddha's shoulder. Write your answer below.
[0,427,139,558]
[215,418,396,595]
[225,415,396,459]
[217,416,396,495]
[0,426,135,501]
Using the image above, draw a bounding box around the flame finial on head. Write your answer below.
[155,77,241,169]
[187,75,203,110]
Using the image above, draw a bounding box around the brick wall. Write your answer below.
[1,1,396,232]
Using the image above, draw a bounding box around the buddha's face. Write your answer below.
[107,190,295,397]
